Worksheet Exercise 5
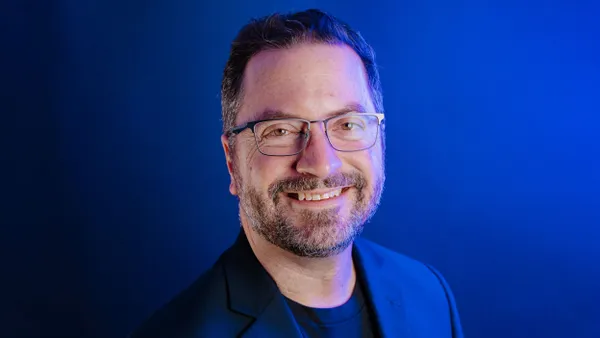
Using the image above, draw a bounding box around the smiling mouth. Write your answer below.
[286,187,351,201]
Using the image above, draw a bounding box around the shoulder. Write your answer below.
[127,255,249,338]
[355,237,464,337]
[355,237,455,304]
[355,237,436,275]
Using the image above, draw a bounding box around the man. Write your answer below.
[131,8,464,338]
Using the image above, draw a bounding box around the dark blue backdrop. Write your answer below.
[3,0,599,337]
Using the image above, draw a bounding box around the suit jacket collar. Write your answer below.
[222,231,408,338]
[354,238,411,337]
[222,231,303,338]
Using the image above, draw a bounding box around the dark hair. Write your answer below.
[220,9,384,134]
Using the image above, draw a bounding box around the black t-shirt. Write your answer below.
[285,280,376,338]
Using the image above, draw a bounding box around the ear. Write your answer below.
[221,134,238,196]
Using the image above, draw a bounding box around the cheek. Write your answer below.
[351,146,383,177]
[367,141,385,172]
[247,156,293,189]
[235,138,263,182]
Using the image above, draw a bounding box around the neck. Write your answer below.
[242,224,356,308]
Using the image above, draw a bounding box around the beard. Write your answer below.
[233,165,385,258]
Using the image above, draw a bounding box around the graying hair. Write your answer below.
[221,9,384,136]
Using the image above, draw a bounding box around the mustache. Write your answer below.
[268,172,366,199]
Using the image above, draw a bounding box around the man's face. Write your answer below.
[222,43,385,258]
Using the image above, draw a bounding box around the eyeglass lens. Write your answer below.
[253,114,380,156]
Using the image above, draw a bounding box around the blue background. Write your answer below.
[3,0,599,337]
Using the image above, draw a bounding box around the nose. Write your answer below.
[295,123,342,178]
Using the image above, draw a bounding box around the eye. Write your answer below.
[266,128,290,137]
[257,120,305,140]
[341,122,358,130]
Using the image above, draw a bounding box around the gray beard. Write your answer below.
[236,171,385,258]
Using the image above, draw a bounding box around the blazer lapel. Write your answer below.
[222,231,302,338]
[222,232,412,337]
[354,240,412,338]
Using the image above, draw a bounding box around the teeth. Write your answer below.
[296,189,343,201]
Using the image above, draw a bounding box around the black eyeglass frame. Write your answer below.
[226,112,385,156]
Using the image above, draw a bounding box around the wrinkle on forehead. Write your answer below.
[249,102,369,122]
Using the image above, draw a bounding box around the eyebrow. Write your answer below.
[252,102,368,121]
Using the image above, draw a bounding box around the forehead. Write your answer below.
[238,43,373,123]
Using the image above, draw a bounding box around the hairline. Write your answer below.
[233,39,379,130]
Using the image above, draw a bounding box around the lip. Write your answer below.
[284,186,351,195]
[283,187,352,209]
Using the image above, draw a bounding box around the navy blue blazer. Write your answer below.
[130,232,464,337]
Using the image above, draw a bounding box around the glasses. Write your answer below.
[227,112,385,156]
